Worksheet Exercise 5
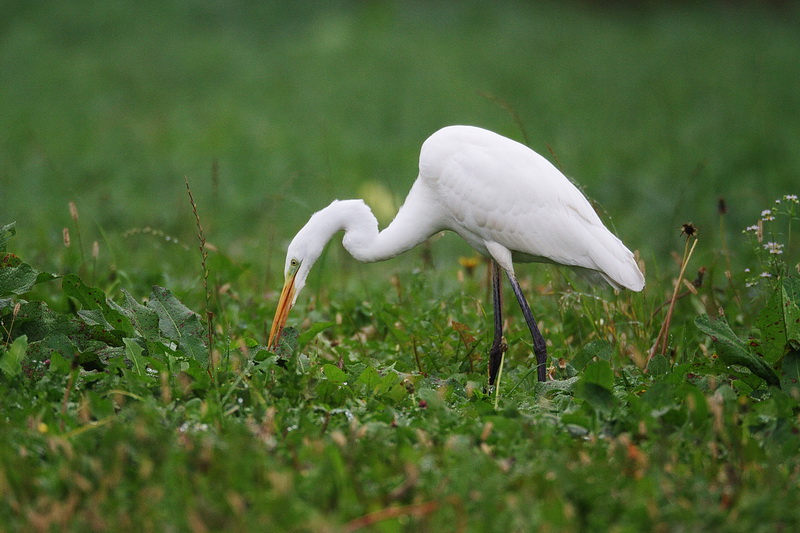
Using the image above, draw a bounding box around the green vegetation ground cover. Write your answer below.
[2,1,800,531]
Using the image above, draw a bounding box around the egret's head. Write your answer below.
[267,214,331,350]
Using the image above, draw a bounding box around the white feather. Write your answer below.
[283,124,645,298]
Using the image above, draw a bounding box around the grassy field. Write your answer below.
[2,1,800,531]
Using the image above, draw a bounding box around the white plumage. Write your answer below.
[269,125,644,383]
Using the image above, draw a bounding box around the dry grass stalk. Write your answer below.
[184,177,215,371]
[648,224,699,364]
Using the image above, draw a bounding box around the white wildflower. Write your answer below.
[760,272,772,278]
[178,422,209,433]
[763,242,784,255]
[745,225,759,232]
[784,194,798,202]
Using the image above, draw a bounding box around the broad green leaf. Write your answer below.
[537,376,579,393]
[12,301,119,351]
[755,284,788,363]
[298,321,335,349]
[0,298,13,314]
[781,349,800,397]
[356,366,382,391]
[0,259,38,297]
[47,351,71,374]
[577,382,614,415]
[121,290,161,341]
[582,360,614,390]
[315,380,350,407]
[62,273,106,309]
[124,338,148,376]
[639,382,694,428]
[561,411,594,431]
[0,256,56,297]
[28,333,78,362]
[271,327,299,359]
[62,274,133,335]
[418,387,446,410]
[695,314,780,387]
[640,382,677,410]
[0,335,27,377]
[377,371,400,395]
[322,363,348,384]
[648,354,670,376]
[3,295,120,373]
[576,361,615,415]
[381,379,408,403]
[783,278,800,347]
[147,286,208,365]
[685,385,709,428]
[571,340,612,371]
[754,278,800,362]
[85,390,115,419]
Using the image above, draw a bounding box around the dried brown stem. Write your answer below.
[648,235,698,364]
[343,500,442,532]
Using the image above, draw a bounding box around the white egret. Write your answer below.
[268,125,644,384]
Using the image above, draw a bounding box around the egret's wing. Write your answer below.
[420,126,644,290]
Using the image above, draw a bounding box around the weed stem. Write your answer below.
[493,350,506,410]
[185,177,215,375]
[648,235,698,364]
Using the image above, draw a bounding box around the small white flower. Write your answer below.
[760,272,772,278]
[784,194,798,202]
[761,209,772,217]
[763,242,784,255]
[745,225,759,232]
[744,268,751,273]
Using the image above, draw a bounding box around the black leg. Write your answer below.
[506,272,548,382]
[488,260,507,386]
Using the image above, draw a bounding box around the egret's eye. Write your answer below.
[290,258,299,268]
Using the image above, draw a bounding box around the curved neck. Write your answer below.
[310,184,442,264]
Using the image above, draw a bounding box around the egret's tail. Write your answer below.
[597,248,645,291]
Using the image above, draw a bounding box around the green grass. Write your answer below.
[2,1,800,531]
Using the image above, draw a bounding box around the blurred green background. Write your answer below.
[2,0,798,283]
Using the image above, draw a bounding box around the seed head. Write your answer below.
[681,223,698,238]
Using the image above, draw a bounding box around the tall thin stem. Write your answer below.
[185,177,215,376]
[648,234,698,364]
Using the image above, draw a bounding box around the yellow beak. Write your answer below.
[267,270,298,350]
